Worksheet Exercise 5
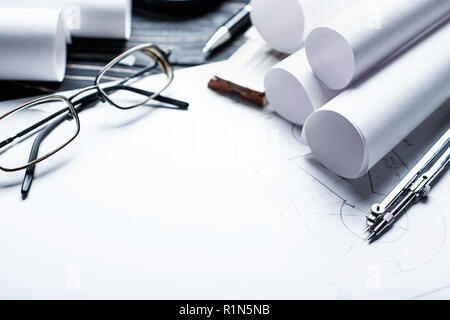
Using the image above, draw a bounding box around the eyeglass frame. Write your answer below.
[96,43,175,110]
[0,43,186,176]
[0,95,80,172]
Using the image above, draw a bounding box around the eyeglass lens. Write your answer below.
[97,48,172,108]
[0,98,78,171]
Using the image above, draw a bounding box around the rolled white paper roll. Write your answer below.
[304,21,450,179]
[1,0,132,40]
[305,0,450,90]
[265,49,341,125]
[250,0,358,54]
[0,8,67,82]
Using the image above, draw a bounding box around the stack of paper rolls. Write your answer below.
[265,0,450,126]
[264,49,341,126]
[303,21,450,178]
[0,8,67,82]
[258,0,450,178]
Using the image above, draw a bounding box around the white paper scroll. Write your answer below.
[250,0,358,54]
[303,22,450,179]
[264,49,341,125]
[0,8,67,82]
[1,0,132,40]
[305,0,450,90]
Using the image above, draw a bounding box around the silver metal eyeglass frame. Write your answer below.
[0,96,79,172]
[0,43,179,174]
[95,43,174,110]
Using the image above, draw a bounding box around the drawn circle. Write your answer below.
[304,196,446,274]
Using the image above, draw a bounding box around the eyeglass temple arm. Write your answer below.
[21,92,100,199]
[102,85,189,109]
[21,90,102,199]
[21,113,69,199]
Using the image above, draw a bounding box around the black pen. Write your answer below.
[202,4,252,54]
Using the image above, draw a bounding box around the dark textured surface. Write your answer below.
[0,0,248,101]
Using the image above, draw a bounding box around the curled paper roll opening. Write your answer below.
[305,27,355,90]
[250,0,358,54]
[305,0,450,90]
[1,0,132,40]
[304,110,368,178]
[265,68,314,125]
[265,49,340,125]
[250,0,305,54]
[304,21,450,179]
[0,8,67,82]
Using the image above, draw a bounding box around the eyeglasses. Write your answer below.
[0,43,188,199]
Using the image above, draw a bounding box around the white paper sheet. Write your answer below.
[304,21,450,179]
[0,63,449,299]
[0,8,67,82]
[1,0,132,39]
[305,0,450,90]
[265,49,341,125]
[250,0,359,53]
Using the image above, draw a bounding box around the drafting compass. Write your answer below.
[365,128,450,243]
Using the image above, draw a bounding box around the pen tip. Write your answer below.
[202,47,208,54]
[21,190,29,201]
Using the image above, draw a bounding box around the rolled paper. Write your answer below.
[304,21,450,179]
[1,0,132,40]
[250,0,358,54]
[305,0,450,90]
[0,8,67,82]
[265,49,341,125]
